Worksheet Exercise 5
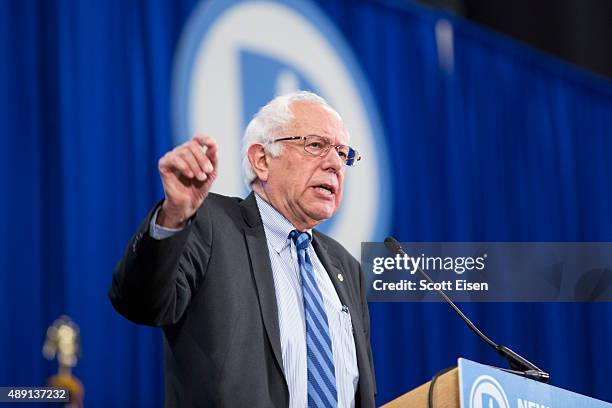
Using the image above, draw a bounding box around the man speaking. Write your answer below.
[109,91,376,407]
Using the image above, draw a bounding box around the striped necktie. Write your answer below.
[289,230,338,407]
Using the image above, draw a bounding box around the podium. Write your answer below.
[382,359,612,408]
[382,367,459,408]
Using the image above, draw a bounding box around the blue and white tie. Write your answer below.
[289,230,338,407]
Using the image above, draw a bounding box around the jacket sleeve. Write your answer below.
[108,201,213,326]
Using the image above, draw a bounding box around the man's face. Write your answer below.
[264,101,348,230]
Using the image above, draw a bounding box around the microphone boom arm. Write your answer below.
[383,237,550,383]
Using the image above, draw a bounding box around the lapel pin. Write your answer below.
[337,273,344,282]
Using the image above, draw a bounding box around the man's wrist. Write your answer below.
[150,206,185,240]
[157,203,188,229]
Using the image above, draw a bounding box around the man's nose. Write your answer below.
[321,146,343,172]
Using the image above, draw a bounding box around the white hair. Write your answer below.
[241,90,341,187]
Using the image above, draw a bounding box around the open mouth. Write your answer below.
[313,183,336,196]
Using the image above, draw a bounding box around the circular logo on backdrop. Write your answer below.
[172,0,391,256]
[469,375,510,408]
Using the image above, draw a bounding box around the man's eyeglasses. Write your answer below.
[273,135,362,167]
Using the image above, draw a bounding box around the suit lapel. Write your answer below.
[313,233,372,407]
[240,194,285,379]
[312,234,367,348]
[311,235,354,312]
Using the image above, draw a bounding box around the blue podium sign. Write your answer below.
[459,359,611,408]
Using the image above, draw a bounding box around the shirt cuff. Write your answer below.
[149,206,185,240]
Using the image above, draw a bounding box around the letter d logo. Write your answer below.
[469,375,510,408]
[172,0,392,256]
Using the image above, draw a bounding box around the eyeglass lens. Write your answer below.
[303,135,359,166]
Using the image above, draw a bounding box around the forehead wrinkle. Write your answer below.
[288,101,350,145]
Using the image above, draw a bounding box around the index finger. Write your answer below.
[192,134,218,166]
[192,134,217,149]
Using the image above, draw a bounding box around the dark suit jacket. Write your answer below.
[109,192,376,407]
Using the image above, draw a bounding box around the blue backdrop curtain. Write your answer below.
[1,0,611,406]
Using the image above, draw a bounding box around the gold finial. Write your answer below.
[43,315,80,371]
[43,315,84,407]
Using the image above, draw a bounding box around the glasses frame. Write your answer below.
[273,135,362,166]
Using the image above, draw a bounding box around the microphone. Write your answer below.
[384,236,550,383]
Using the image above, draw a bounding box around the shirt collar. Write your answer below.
[254,192,313,253]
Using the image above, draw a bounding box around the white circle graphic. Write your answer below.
[469,375,510,408]
[172,0,392,256]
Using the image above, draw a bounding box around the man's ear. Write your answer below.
[247,144,270,182]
